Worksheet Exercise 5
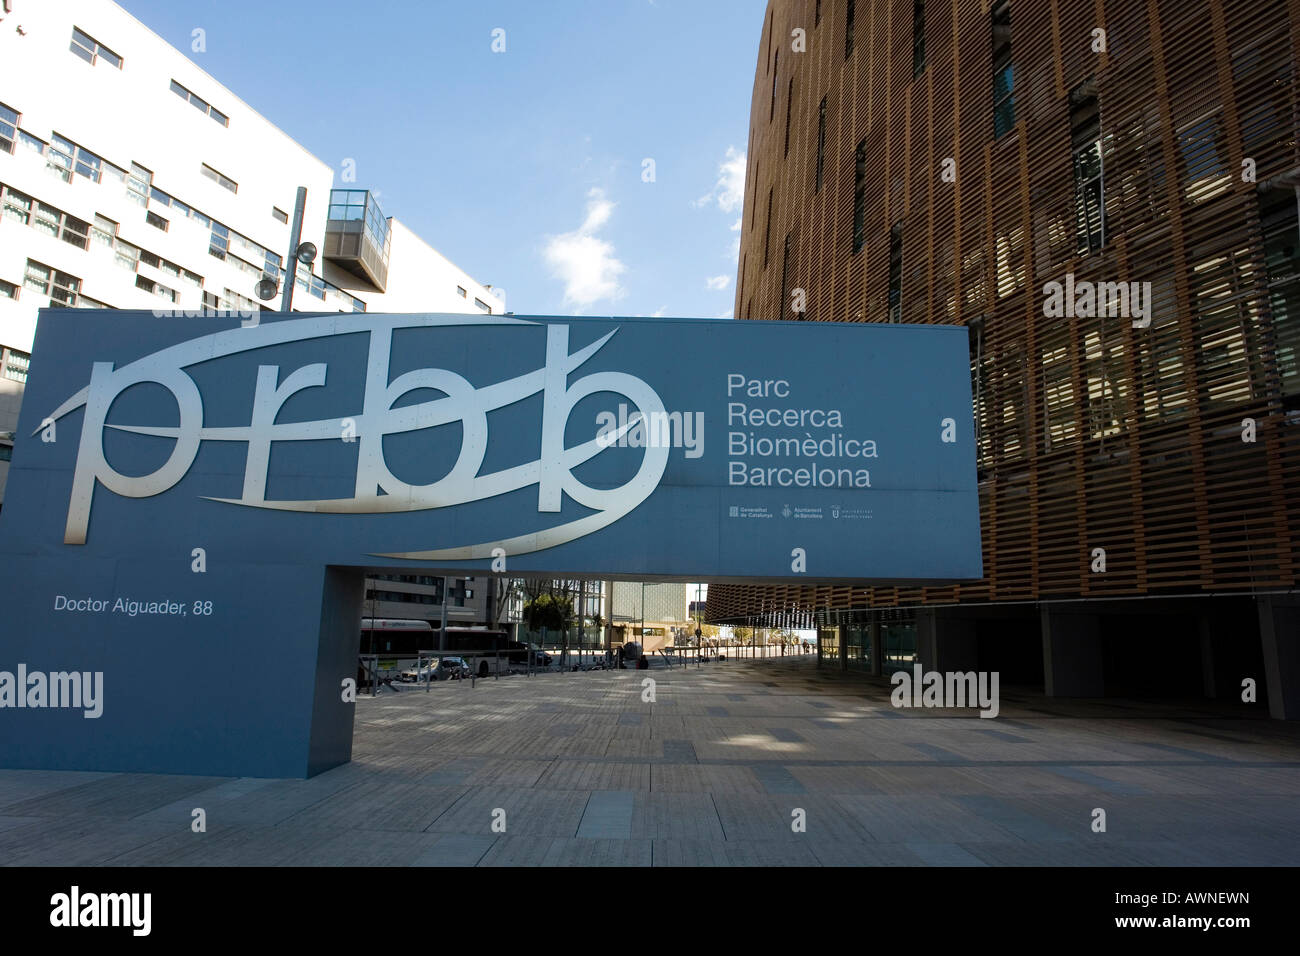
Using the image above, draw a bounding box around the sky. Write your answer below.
[116,0,763,319]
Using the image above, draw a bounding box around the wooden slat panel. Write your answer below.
[708,0,1300,625]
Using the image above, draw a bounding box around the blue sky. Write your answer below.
[117,0,762,318]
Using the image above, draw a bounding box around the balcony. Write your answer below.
[324,189,390,292]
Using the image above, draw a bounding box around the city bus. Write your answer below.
[358,619,521,684]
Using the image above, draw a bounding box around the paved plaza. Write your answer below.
[2,656,1299,866]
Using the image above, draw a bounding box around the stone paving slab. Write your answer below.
[3,656,1299,865]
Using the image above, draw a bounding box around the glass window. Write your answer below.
[61,215,90,250]
[47,135,74,182]
[0,102,17,154]
[69,28,95,63]
[0,280,17,300]
[50,270,80,306]
[814,96,827,192]
[69,27,121,68]
[991,0,1015,138]
[295,270,325,299]
[170,80,229,126]
[33,202,60,238]
[73,143,101,180]
[2,187,31,224]
[209,222,229,259]
[852,140,868,254]
[1071,85,1105,254]
[91,214,117,246]
[3,348,30,383]
[146,210,168,231]
[127,163,151,207]
[200,163,238,193]
[1178,113,1230,202]
[114,240,140,272]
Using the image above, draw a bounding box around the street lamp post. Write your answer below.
[279,187,307,312]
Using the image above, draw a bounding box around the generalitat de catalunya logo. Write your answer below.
[37,315,679,558]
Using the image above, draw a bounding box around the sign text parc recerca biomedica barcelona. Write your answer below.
[0,310,980,777]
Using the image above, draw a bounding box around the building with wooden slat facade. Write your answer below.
[707,0,1300,716]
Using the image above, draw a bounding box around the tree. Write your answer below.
[521,593,574,633]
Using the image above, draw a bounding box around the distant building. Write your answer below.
[0,0,505,624]
[607,581,695,649]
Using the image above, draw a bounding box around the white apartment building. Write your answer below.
[0,0,505,624]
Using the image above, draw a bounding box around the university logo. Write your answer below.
[39,315,674,558]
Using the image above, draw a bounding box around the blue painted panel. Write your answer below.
[0,310,979,777]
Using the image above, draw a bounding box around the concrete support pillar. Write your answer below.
[838,625,847,672]
[1041,606,1104,697]
[915,611,935,672]
[1258,595,1300,720]
[916,608,978,672]
[1198,615,1217,699]
[868,620,882,677]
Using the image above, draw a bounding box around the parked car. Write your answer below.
[399,656,470,682]
[398,661,433,682]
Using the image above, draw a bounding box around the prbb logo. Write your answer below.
[38,315,672,558]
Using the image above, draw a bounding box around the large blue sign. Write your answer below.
[0,310,979,777]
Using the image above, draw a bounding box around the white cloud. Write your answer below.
[693,146,746,213]
[542,188,627,308]
[650,306,666,317]
[705,275,730,291]
[730,218,742,231]
[714,309,734,319]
